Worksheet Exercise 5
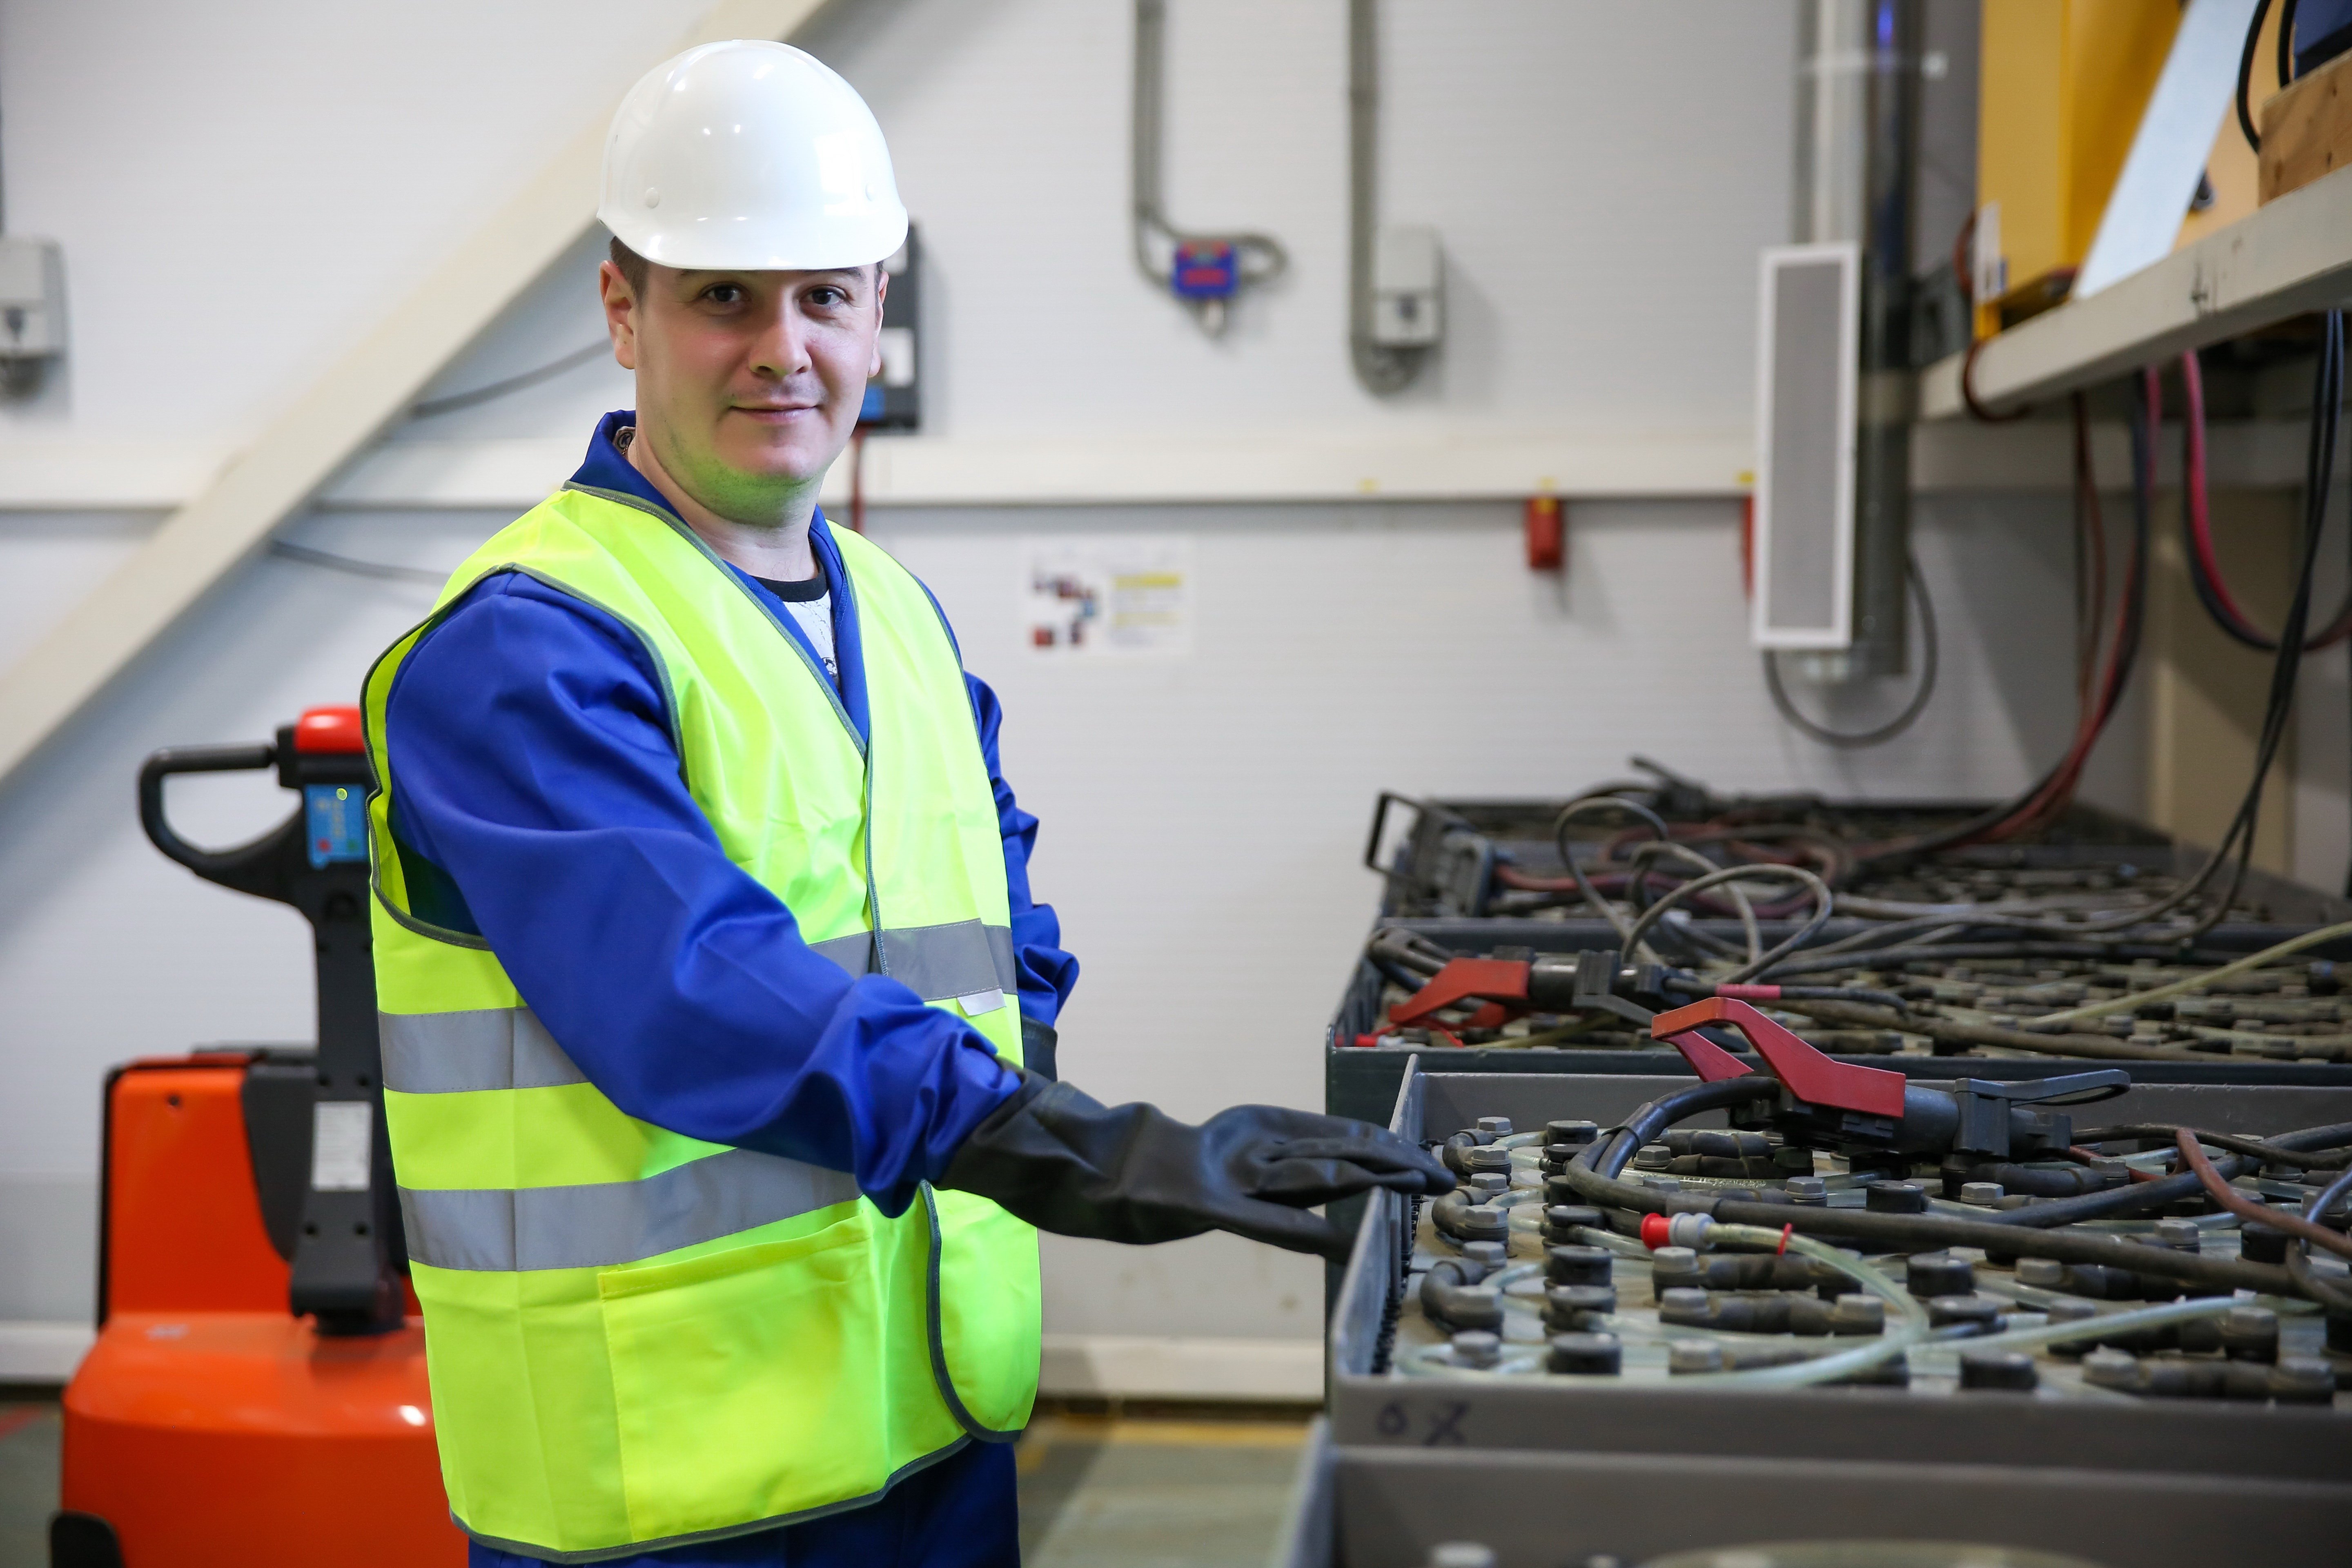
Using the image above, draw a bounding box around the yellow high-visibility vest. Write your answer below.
[360,482,1038,1561]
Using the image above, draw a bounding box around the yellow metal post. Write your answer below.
[1974,0,2186,339]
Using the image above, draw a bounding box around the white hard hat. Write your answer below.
[598,40,907,272]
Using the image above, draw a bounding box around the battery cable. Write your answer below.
[1760,559,1940,749]
[2179,346,2352,652]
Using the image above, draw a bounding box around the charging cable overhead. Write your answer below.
[266,541,445,586]
[1837,314,2343,942]
[2178,346,2352,652]
[411,341,613,420]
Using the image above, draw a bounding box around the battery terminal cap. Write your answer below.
[1666,1339,1725,1375]
[2014,1257,2067,1290]
[1459,1240,1508,1272]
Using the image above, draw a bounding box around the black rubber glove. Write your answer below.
[1020,1016,1058,1082]
[938,1070,1454,1262]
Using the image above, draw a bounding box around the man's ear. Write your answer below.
[598,260,640,372]
[869,267,890,380]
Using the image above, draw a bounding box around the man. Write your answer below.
[361,40,1448,1568]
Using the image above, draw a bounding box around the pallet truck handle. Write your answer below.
[137,741,283,887]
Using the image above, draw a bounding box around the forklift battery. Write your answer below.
[1285,1059,2352,1568]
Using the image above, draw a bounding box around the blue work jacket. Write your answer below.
[382,412,1077,1223]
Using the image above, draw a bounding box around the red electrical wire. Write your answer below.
[1959,334,2031,424]
[1846,385,2143,865]
[2181,349,2352,650]
[1975,377,2149,844]
[2185,351,2255,632]
[2176,1130,2352,1263]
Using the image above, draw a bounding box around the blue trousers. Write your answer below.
[467,1438,1019,1568]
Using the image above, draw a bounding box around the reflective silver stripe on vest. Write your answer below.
[380,1007,587,1094]
[398,1147,860,1272]
[808,920,1016,1003]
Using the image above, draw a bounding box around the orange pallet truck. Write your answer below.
[51,706,463,1568]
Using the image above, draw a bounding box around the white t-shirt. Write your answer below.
[755,571,839,687]
[608,428,840,687]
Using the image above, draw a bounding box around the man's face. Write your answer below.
[599,260,885,519]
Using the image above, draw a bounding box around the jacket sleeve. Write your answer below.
[964,672,1079,1027]
[381,571,1020,1218]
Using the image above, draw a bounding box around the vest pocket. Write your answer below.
[927,1189,1042,1435]
[597,1206,903,1544]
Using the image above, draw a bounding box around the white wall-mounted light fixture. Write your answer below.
[1751,241,1860,652]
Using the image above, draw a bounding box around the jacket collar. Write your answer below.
[574,411,870,742]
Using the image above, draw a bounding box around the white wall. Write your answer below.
[0,0,2137,1371]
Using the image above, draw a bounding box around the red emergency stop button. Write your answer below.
[294,705,365,754]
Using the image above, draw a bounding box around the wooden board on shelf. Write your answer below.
[2261,49,2352,203]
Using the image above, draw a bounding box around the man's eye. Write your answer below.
[808,287,846,307]
[704,285,744,305]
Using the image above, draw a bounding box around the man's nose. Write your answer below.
[748,302,813,380]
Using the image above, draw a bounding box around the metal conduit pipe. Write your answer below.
[1348,0,1427,394]
[1129,0,1288,335]
[1788,0,1922,679]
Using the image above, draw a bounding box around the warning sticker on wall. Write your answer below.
[1023,536,1193,656]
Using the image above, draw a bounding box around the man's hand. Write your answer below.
[938,1071,1454,1262]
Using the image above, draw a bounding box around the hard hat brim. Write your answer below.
[601,207,910,275]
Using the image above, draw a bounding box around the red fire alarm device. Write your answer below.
[1525,495,1564,572]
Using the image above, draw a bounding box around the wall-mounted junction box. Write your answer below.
[1371,225,1443,349]
[862,224,920,431]
[0,237,66,367]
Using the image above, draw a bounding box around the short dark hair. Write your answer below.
[607,235,882,296]
[610,236,650,294]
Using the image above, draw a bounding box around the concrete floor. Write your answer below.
[0,1395,1306,1568]
[0,1399,58,1568]
[1018,1412,1308,1568]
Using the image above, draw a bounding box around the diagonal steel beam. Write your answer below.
[0,0,833,788]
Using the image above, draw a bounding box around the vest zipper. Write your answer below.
[568,483,890,968]
[862,745,888,978]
